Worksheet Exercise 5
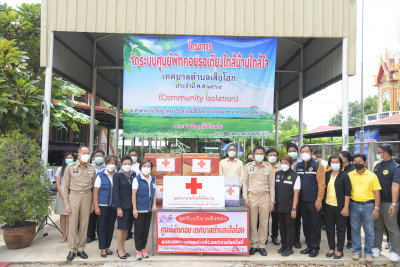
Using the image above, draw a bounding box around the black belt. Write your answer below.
[351,199,374,205]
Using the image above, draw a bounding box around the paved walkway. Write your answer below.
[0,210,395,266]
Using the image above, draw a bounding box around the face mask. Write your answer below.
[354,163,364,171]
[141,167,151,175]
[131,156,138,163]
[95,156,104,164]
[301,153,311,161]
[106,164,116,172]
[376,154,383,161]
[288,152,298,160]
[268,156,277,163]
[228,151,236,158]
[255,155,264,162]
[248,159,254,163]
[80,154,90,163]
[65,158,74,165]
[121,165,132,172]
[316,158,322,162]
[331,163,341,171]
[281,164,290,172]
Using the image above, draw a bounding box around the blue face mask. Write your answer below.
[331,163,341,171]
[65,158,74,165]
[95,156,104,164]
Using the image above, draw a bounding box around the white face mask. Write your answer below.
[106,164,116,172]
[121,165,132,172]
[131,156,138,163]
[268,156,277,163]
[255,155,264,162]
[141,167,151,175]
[80,154,90,163]
[281,164,290,172]
[301,153,311,161]
[228,151,236,158]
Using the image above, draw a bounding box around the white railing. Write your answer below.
[365,111,400,123]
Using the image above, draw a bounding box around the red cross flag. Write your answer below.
[192,159,211,173]
[225,186,240,200]
[156,158,175,172]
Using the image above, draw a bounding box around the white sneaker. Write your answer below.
[390,252,399,262]
[372,247,380,258]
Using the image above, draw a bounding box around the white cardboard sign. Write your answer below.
[192,159,211,173]
[156,158,175,172]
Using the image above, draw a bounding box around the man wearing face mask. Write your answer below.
[266,148,280,246]
[87,149,106,244]
[64,146,97,262]
[297,145,326,257]
[243,146,275,256]
[371,144,400,262]
[348,153,381,263]
[219,144,244,185]
[128,149,141,175]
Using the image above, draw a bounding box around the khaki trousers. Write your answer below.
[68,191,92,252]
[249,194,270,248]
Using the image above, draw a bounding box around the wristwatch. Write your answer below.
[374,206,380,211]
[392,203,398,206]
[292,208,297,211]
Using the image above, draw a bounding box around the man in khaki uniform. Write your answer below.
[243,146,275,256]
[64,146,96,261]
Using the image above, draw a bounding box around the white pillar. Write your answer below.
[149,137,152,153]
[89,67,97,152]
[114,86,121,156]
[41,31,54,165]
[342,37,349,151]
[243,138,246,161]
[275,88,279,148]
[298,47,304,148]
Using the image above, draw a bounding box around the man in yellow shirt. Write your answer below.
[219,144,244,184]
[348,153,381,264]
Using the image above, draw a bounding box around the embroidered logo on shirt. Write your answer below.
[276,175,280,178]
[287,176,292,180]
[383,170,389,175]
[308,167,313,172]
[73,168,79,173]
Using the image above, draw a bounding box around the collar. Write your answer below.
[226,157,238,162]
[351,169,371,176]
[140,173,152,181]
[95,163,106,169]
[381,159,393,166]
[104,169,114,177]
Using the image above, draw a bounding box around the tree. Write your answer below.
[279,115,307,132]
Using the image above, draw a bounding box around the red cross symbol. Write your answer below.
[198,160,206,168]
[162,159,170,167]
[185,177,202,194]
[226,187,235,195]
[160,187,163,192]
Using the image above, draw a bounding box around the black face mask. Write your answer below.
[354,163,364,171]
[248,159,254,163]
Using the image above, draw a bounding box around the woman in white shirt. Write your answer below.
[55,152,76,243]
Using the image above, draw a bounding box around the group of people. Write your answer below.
[221,142,400,263]
[54,146,155,262]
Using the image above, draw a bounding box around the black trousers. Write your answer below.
[325,204,347,252]
[127,218,134,237]
[346,216,352,242]
[98,206,116,250]
[133,212,152,251]
[295,205,301,242]
[278,212,295,249]
[87,212,98,239]
[267,211,279,238]
[300,201,321,250]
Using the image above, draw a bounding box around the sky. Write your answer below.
[4,0,400,130]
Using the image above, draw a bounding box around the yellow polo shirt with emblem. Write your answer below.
[348,169,381,202]
[267,162,278,174]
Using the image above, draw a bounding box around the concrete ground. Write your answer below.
[0,207,397,266]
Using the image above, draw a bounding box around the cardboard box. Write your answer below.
[182,153,220,176]
[155,175,163,206]
[145,153,182,176]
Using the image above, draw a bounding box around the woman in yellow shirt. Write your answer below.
[324,155,352,259]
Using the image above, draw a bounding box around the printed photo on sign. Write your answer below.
[192,159,211,173]
[156,158,175,172]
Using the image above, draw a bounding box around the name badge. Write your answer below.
[284,180,293,184]
[153,183,156,189]
[276,179,280,182]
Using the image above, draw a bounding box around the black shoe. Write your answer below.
[259,248,267,256]
[101,253,107,258]
[66,251,75,261]
[126,233,133,241]
[321,223,326,230]
[125,253,131,257]
[86,237,95,243]
[116,249,127,260]
[281,248,294,257]
[106,250,113,255]
[249,248,258,255]
[333,252,343,259]
[294,240,302,249]
[346,241,352,249]
[300,247,312,254]
[272,237,280,246]
[77,251,88,259]
[326,251,335,257]
[309,249,319,257]
[277,246,285,254]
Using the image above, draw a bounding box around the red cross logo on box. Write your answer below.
[198,160,206,168]
[226,187,235,196]
[162,159,170,167]
[186,177,202,194]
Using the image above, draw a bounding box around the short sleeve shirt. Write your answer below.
[55,167,64,193]
[94,170,114,188]
[348,169,382,202]
[132,173,152,196]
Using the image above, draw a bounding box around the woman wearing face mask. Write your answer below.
[324,155,351,259]
[132,159,157,260]
[55,152,76,243]
[112,156,136,259]
[128,149,140,175]
[93,156,118,258]
[274,155,301,257]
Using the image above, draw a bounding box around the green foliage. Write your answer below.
[279,115,307,132]
[0,131,53,227]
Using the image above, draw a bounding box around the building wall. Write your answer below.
[41,0,357,75]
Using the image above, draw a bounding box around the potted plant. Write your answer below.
[0,131,53,249]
